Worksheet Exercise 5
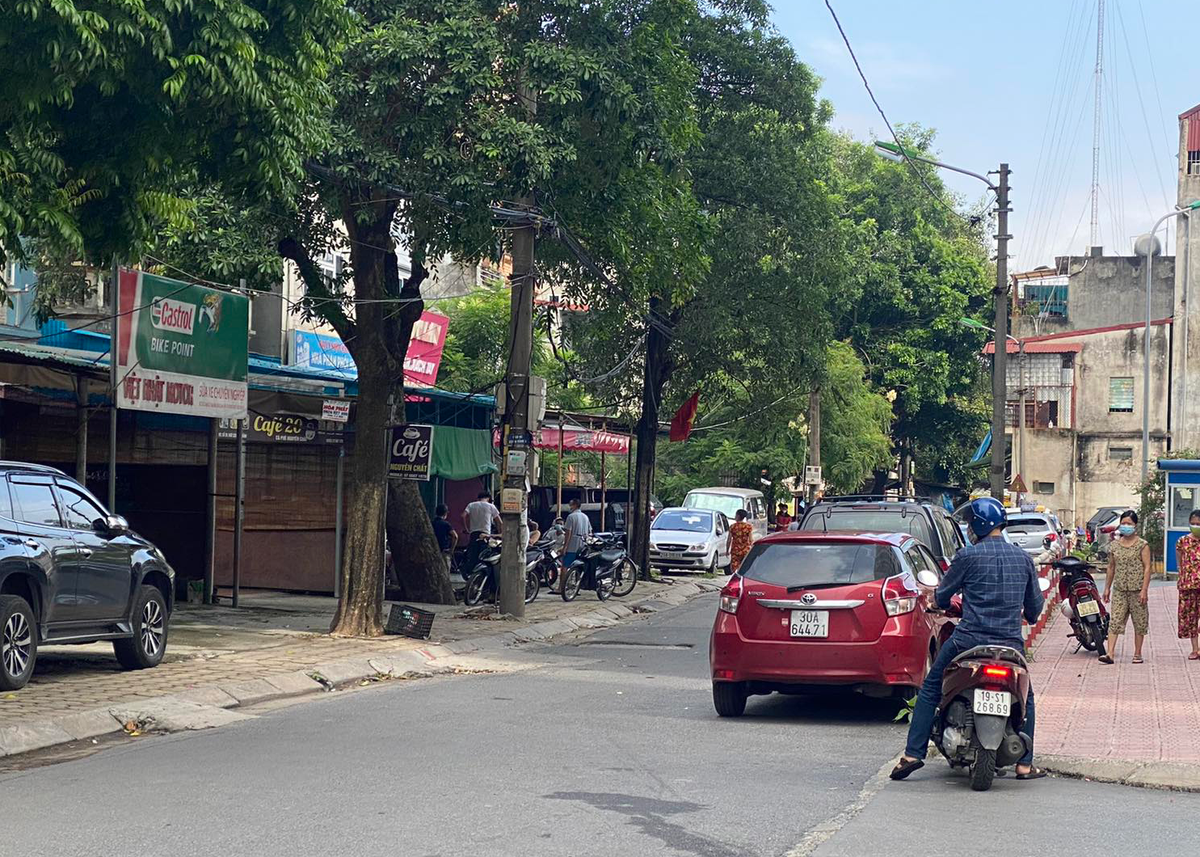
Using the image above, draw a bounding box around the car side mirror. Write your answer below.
[915,569,939,588]
[96,515,128,537]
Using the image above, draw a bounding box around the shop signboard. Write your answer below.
[291,311,449,386]
[389,424,433,480]
[115,268,249,418]
[219,413,343,445]
[322,399,350,423]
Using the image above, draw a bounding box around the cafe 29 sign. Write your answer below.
[219,413,344,445]
[389,424,433,481]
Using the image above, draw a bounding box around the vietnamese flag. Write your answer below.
[669,390,700,442]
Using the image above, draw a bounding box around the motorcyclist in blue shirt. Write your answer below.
[890,497,1047,781]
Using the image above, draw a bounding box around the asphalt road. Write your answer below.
[1,594,1197,857]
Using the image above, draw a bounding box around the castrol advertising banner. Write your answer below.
[115,268,249,418]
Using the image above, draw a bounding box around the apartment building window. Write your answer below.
[1034,481,1055,495]
[1189,149,1200,176]
[1109,377,1134,413]
[1110,446,1133,461]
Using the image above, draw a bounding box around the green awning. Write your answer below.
[431,426,498,481]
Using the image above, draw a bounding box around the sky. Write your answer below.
[772,0,1197,268]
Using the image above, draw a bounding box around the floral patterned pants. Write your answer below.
[1111,589,1149,636]
[1179,589,1200,639]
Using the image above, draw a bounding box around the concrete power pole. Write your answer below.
[990,164,1012,502]
[808,388,821,504]
[498,76,538,618]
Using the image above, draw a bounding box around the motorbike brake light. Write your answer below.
[982,665,1011,679]
[882,572,919,616]
[719,575,742,615]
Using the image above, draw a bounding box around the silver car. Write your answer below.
[1005,513,1058,558]
[648,508,731,573]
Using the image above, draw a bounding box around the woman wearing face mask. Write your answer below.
[1175,510,1200,660]
[1100,510,1152,664]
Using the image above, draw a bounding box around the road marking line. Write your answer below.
[784,755,898,856]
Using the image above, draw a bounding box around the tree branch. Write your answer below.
[278,236,356,345]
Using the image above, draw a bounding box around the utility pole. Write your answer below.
[108,260,120,511]
[990,164,1012,502]
[498,73,538,618]
[808,388,821,504]
[1018,338,1027,505]
[1090,0,1105,248]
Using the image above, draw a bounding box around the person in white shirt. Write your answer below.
[462,490,501,571]
[560,498,593,593]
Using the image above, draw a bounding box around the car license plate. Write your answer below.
[661,551,683,559]
[789,610,829,638]
[973,689,1011,717]
[1077,599,1100,617]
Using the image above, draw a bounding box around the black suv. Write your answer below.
[0,462,175,690]
[798,495,966,570]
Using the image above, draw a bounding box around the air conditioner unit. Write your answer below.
[494,375,547,431]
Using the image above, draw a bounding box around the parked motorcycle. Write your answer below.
[930,577,1051,791]
[561,532,636,602]
[463,538,539,606]
[1053,556,1109,658]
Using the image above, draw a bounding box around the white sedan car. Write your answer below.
[648,508,731,573]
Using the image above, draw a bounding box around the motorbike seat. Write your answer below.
[951,644,1027,669]
[599,549,624,563]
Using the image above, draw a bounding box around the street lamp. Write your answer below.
[1134,200,1200,484]
[962,318,1026,502]
[878,140,1011,502]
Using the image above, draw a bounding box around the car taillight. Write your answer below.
[938,558,950,573]
[1046,532,1057,541]
[882,572,919,616]
[719,575,742,615]
[982,665,1011,679]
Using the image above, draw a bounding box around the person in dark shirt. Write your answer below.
[431,504,457,574]
[891,497,1047,782]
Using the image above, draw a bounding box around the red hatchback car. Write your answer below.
[709,531,956,716]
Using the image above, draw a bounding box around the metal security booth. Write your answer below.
[1159,459,1200,575]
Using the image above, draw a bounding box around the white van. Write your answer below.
[682,487,769,541]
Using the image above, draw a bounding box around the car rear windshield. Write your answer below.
[1007,516,1052,535]
[740,542,899,588]
[652,510,712,533]
[683,493,744,519]
[801,508,933,546]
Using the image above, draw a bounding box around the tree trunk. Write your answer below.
[282,200,450,633]
[330,363,389,636]
[630,296,675,577]
[387,478,454,603]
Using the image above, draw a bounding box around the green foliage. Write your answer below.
[656,342,891,504]
[0,0,349,270]
[829,130,993,485]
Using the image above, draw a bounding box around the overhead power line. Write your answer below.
[822,0,968,227]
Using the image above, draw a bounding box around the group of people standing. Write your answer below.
[431,491,594,596]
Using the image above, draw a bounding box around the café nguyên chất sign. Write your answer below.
[389,424,433,480]
[115,268,249,418]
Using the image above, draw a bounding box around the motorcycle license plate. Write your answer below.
[1077,599,1100,617]
[973,689,1011,717]
[789,610,829,638]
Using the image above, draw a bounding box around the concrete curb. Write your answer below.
[1039,754,1200,792]
[0,578,721,759]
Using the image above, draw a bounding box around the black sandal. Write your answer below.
[889,757,924,780]
[1098,654,1114,664]
[1015,766,1048,780]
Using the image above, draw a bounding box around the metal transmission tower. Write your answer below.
[1090,0,1105,247]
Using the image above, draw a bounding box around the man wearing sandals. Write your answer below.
[891,497,1048,782]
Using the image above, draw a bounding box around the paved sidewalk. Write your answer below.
[1030,581,1200,787]
[0,577,720,757]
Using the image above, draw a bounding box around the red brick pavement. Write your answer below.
[1030,582,1200,763]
